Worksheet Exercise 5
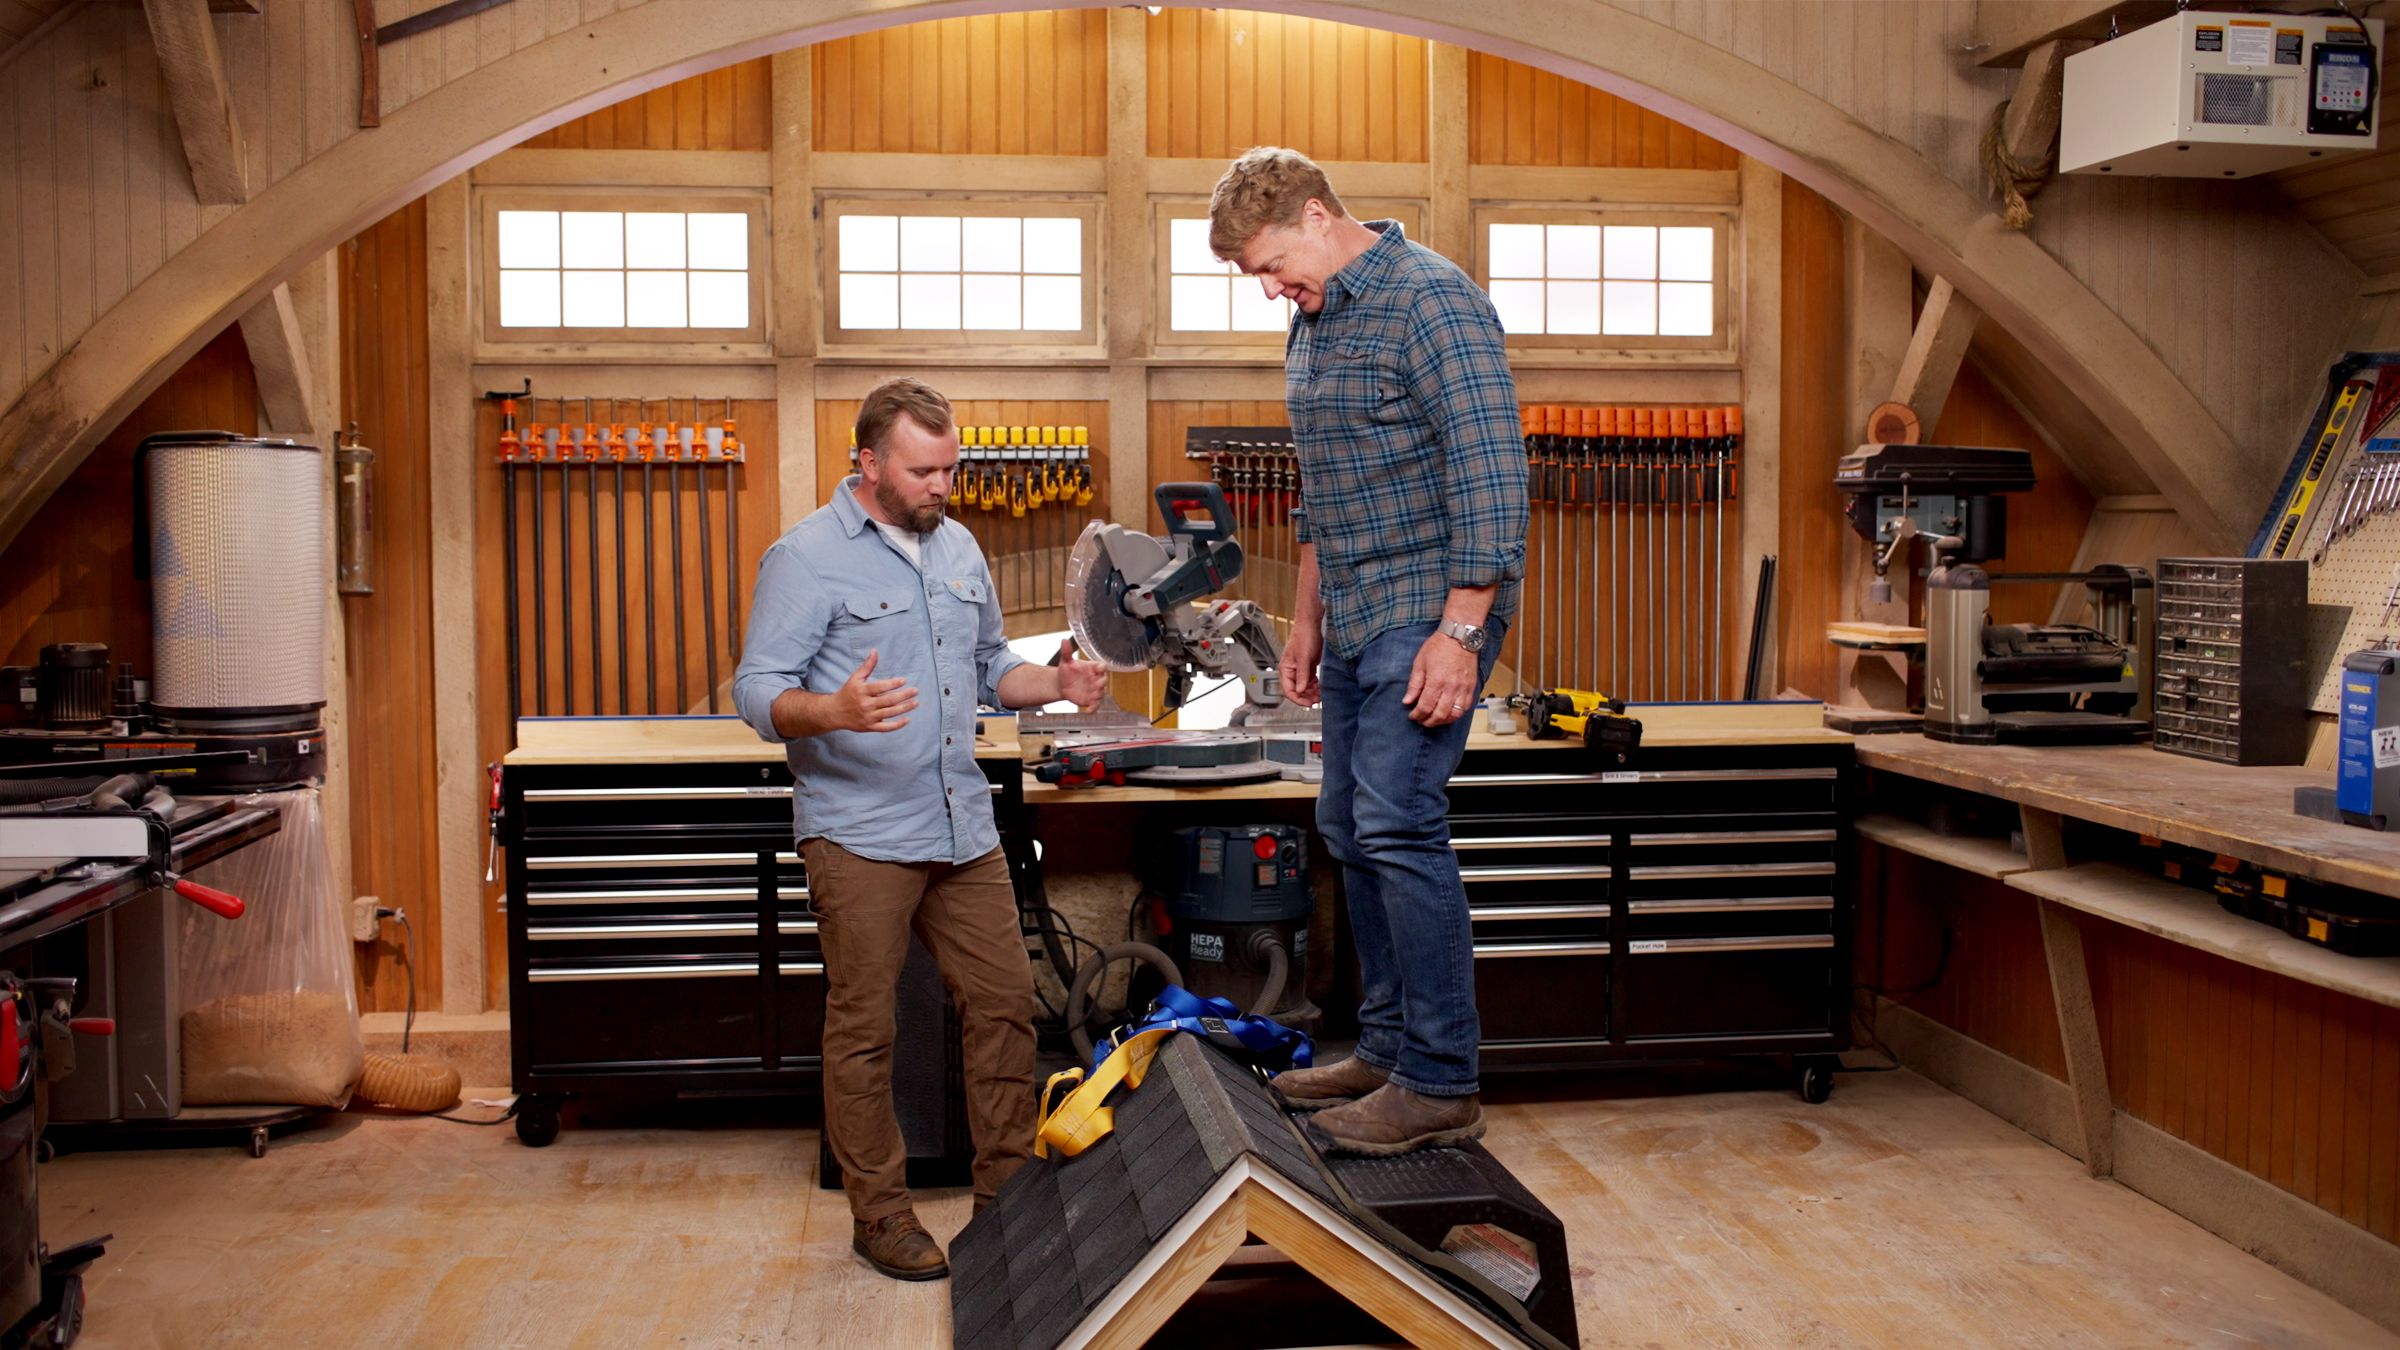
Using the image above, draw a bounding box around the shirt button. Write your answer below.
[944,687,951,696]
[945,736,953,745]
[879,602,888,610]
[936,638,943,647]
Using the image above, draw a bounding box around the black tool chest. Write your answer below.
[499,750,1015,1146]
[1444,741,1853,1100]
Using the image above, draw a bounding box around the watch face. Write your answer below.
[1450,624,1486,652]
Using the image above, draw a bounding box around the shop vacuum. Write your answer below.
[1150,825,1321,1032]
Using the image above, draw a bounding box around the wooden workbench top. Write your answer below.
[506,715,1021,765]
[1854,734,2400,899]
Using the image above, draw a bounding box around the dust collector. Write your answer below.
[138,432,326,733]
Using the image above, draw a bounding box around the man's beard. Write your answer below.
[873,479,945,534]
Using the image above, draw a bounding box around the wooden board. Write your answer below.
[1827,621,1925,648]
[507,714,1019,766]
[1856,812,2032,880]
[2009,862,2400,1014]
[1858,734,2400,900]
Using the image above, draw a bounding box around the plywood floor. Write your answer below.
[35,1068,2397,1349]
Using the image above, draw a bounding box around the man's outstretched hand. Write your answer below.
[830,649,917,732]
[1056,640,1108,711]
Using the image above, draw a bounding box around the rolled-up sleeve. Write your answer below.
[971,555,1029,708]
[1407,280,1528,590]
[733,542,831,743]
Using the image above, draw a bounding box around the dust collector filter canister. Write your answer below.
[142,432,326,729]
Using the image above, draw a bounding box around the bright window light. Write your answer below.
[1166,215,1294,334]
[838,212,1089,334]
[495,207,757,330]
[1489,220,1716,339]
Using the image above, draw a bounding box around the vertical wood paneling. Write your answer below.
[1465,51,1735,169]
[339,199,442,1016]
[1865,848,2068,1080]
[522,59,772,151]
[1778,180,1847,702]
[810,13,1108,156]
[2081,922,2400,1245]
[813,400,1110,636]
[1143,10,1427,163]
[0,328,256,671]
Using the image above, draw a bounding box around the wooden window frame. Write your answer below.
[1471,205,1737,361]
[475,188,771,354]
[1151,199,1427,353]
[819,194,1104,354]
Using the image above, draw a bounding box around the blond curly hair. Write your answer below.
[1207,147,1348,260]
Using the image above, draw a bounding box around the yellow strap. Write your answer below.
[1034,1027,1175,1159]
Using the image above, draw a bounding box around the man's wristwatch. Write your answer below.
[1437,618,1488,652]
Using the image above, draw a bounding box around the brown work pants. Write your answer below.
[801,839,1037,1223]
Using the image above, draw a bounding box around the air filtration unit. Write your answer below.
[138,432,326,733]
[2061,12,2382,178]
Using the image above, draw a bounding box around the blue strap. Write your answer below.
[1094,985,1313,1075]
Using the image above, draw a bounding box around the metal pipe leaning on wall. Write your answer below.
[487,395,750,733]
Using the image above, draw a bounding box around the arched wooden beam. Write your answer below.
[0,0,2253,551]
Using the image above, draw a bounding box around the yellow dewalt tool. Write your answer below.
[1514,688,1644,767]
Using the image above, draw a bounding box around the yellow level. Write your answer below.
[2269,379,2367,559]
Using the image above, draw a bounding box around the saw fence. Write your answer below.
[1184,405,1743,702]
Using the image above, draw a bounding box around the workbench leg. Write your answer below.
[2018,805,2068,871]
[2036,897,2115,1179]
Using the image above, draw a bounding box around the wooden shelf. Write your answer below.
[1856,813,2034,880]
[1023,778,1320,804]
[2005,862,2400,1011]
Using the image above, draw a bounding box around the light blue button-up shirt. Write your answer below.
[733,477,1027,864]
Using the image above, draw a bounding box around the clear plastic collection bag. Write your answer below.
[176,788,363,1107]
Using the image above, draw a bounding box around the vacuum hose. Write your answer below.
[1246,929,1290,1020]
[1064,942,1184,1063]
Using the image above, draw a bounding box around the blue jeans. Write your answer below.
[1316,620,1503,1097]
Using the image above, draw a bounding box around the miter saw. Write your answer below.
[1033,482,1309,788]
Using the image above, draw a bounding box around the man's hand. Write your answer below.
[1403,633,1480,728]
[1055,640,1108,711]
[828,649,917,732]
[1280,622,1324,707]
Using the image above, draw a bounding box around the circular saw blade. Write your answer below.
[1065,520,1168,671]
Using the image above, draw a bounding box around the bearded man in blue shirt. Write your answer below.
[1209,147,1529,1156]
[734,377,1107,1281]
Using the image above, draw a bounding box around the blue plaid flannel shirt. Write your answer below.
[1285,221,1527,659]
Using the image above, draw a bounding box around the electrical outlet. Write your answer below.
[350,895,383,944]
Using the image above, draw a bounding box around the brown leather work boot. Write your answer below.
[852,1210,948,1281]
[1271,1055,1391,1112]
[1305,1083,1484,1156]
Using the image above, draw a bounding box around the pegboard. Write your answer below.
[2251,354,2400,714]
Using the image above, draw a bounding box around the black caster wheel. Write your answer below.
[248,1126,269,1159]
[514,1095,562,1148]
[35,1138,54,1164]
[1797,1060,1834,1105]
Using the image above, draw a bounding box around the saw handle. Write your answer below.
[1152,481,1237,544]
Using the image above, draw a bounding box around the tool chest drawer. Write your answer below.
[1431,741,1853,1079]
[517,953,767,1072]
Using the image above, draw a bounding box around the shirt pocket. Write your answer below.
[1316,343,1413,426]
[941,576,987,606]
[828,588,920,677]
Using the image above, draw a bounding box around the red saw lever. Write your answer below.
[174,878,246,920]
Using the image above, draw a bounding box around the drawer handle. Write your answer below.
[1460,864,1613,882]
[528,922,759,940]
[1627,935,1837,955]
[778,959,826,977]
[1627,896,1834,914]
[1451,835,1611,851]
[525,885,768,906]
[1472,940,1612,959]
[778,920,818,936]
[523,786,794,801]
[526,851,800,870]
[527,962,753,983]
[1451,768,1837,787]
[1628,829,1838,846]
[1627,861,1837,880]
[1471,904,1613,922]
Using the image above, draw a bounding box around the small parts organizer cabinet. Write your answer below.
[500,752,1015,1148]
[1445,741,1854,1101]
[2152,557,2309,766]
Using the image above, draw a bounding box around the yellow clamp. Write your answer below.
[1009,473,1028,518]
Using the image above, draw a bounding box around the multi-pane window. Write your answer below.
[834,213,1086,333]
[1481,217,1727,346]
[495,209,753,329]
[1166,218,1294,334]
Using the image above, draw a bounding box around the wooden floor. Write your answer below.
[36,1068,2397,1349]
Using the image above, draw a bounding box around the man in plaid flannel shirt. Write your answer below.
[1208,146,1528,1156]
